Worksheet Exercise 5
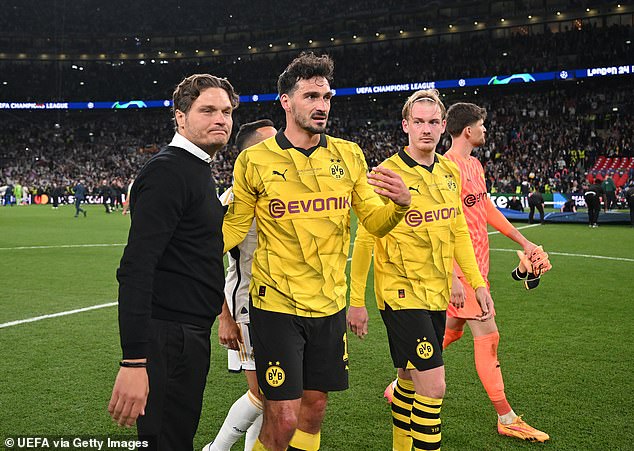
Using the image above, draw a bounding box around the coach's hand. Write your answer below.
[347,306,369,339]
[450,273,466,309]
[367,166,411,207]
[108,364,148,427]
[474,287,494,322]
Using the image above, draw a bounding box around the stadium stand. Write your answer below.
[588,156,634,186]
[1,1,633,209]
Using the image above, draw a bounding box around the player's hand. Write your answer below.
[516,250,533,274]
[367,166,411,207]
[218,311,242,350]
[450,274,466,309]
[347,306,369,339]
[528,245,552,275]
[474,287,494,322]
[108,365,148,427]
[522,241,538,258]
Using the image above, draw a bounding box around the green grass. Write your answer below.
[1,204,633,450]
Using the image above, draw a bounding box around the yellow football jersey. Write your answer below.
[223,132,408,317]
[350,148,485,311]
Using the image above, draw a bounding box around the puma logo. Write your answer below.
[408,185,421,194]
[273,169,287,181]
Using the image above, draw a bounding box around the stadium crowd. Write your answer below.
[2,77,632,204]
[2,13,633,204]
[1,24,631,101]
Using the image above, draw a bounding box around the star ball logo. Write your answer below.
[266,361,285,387]
[416,338,434,359]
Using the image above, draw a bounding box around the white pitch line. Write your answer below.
[490,248,634,262]
[488,223,542,235]
[0,243,125,251]
[0,223,537,251]
[0,302,117,329]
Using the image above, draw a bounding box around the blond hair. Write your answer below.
[401,89,446,120]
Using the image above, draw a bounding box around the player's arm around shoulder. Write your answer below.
[352,152,411,238]
[222,151,258,253]
[366,153,411,208]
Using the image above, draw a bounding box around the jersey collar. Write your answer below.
[275,129,327,157]
[398,147,438,173]
[169,133,213,164]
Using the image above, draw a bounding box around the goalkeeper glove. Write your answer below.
[511,250,541,290]
[528,245,552,276]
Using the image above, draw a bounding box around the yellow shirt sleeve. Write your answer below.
[222,151,256,253]
[349,223,375,307]
[350,145,409,238]
[453,207,487,290]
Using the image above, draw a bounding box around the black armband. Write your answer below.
[119,360,147,368]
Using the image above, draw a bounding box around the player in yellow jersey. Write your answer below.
[222,53,411,451]
[348,90,494,451]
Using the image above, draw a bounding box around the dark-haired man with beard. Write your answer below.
[223,53,411,451]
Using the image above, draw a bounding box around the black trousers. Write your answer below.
[529,203,544,224]
[137,319,211,451]
[585,194,601,225]
[606,191,617,210]
[627,196,634,226]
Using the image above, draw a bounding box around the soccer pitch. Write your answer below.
[1,204,632,450]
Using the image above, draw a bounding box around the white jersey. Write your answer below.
[220,187,257,324]
[220,187,257,371]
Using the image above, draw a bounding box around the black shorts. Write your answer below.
[380,305,446,372]
[249,306,349,401]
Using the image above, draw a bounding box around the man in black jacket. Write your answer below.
[108,74,239,450]
[584,179,606,227]
[527,188,545,224]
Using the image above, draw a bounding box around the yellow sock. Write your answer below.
[288,429,321,451]
[411,394,442,451]
[393,424,413,451]
[392,378,415,450]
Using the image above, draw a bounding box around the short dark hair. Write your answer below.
[172,74,239,131]
[277,52,334,96]
[235,119,276,151]
[446,102,487,137]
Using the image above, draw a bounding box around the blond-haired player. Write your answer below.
[349,90,494,451]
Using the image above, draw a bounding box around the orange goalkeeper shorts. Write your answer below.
[446,276,496,320]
